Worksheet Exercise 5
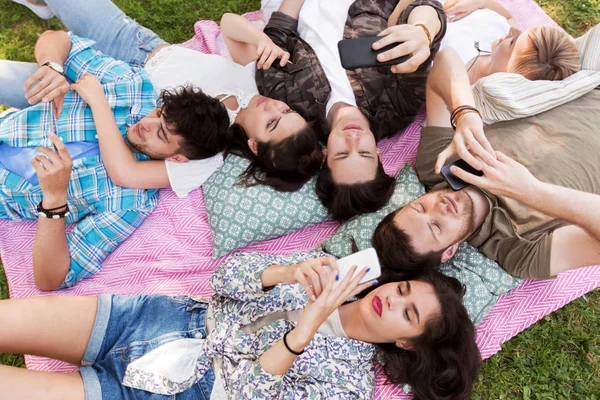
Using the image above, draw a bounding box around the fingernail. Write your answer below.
[312,295,316,301]
[28,99,34,105]
[488,158,495,165]
[336,274,339,281]
[366,268,371,273]
[378,54,385,61]
[42,98,48,103]
[372,281,379,286]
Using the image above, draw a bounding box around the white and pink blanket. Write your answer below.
[1,1,599,398]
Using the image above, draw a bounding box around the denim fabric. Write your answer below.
[80,295,214,400]
[0,0,167,108]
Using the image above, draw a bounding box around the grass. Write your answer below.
[1,0,600,397]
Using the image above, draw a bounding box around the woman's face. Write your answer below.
[242,95,307,146]
[490,27,532,73]
[359,281,441,348]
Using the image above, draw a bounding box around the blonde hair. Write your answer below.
[510,26,580,81]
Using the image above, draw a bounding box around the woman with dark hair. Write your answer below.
[4,0,322,194]
[0,253,480,400]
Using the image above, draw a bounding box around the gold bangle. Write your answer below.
[415,23,432,48]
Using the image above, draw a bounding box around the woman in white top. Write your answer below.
[390,0,581,84]
[7,0,323,195]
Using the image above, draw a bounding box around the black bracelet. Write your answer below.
[283,330,305,356]
[37,200,70,219]
[450,106,481,130]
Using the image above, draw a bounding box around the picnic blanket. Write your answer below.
[1,1,599,399]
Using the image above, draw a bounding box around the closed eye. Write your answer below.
[404,308,411,323]
[432,221,442,234]
[335,152,349,160]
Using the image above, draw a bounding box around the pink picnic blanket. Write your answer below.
[1,1,599,399]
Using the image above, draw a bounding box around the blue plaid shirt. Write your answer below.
[0,34,159,288]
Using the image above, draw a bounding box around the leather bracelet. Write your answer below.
[283,330,305,356]
[450,105,481,130]
[37,201,70,219]
[415,23,432,48]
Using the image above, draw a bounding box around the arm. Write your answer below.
[444,0,517,25]
[374,0,445,74]
[426,48,496,173]
[220,11,291,69]
[30,133,72,290]
[24,30,71,109]
[71,74,170,189]
[451,151,600,276]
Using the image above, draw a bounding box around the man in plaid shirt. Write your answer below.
[0,31,228,290]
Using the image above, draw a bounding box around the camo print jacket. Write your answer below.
[255,0,446,141]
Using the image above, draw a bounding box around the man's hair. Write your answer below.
[315,160,396,221]
[372,207,445,276]
[510,26,580,81]
[224,122,322,192]
[159,85,230,160]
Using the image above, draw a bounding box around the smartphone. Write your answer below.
[335,247,381,286]
[338,36,411,70]
[440,159,484,191]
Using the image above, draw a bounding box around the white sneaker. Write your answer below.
[12,0,55,19]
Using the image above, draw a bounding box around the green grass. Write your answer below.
[1,0,600,397]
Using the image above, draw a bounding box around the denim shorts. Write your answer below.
[79,295,214,400]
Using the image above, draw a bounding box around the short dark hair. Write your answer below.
[373,269,481,400]
[372,207,445,276]
[159,85,229,160]
[315,159,396,221]
[224,122,322,192]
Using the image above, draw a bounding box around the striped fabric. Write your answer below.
[0,34,159,288]
[474,23,600,124]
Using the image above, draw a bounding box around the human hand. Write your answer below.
[435,112,495,174]
[295,264,374,338]
[450,151,539,200]
[31,132,72,208]
[23,64,69,109]
[71,73,107,109]
[373,24,431,73]
[283,256,340,301]
[256,33,290,70]
[444,0,486,22]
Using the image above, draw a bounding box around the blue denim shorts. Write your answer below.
[79,295,214,400]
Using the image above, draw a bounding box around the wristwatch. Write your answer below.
[41,61,64,75]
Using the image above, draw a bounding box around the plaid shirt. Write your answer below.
[0,34,159,288]
[256,0,446,141]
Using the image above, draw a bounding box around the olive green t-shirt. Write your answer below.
[416,89,600,279]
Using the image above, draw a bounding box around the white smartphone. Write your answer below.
[335,248,381,286]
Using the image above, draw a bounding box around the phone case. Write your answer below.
[335,248,382,286]
[440,159,484,191]
[338,36,411,70]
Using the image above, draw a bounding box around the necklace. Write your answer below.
[467,41,491,73]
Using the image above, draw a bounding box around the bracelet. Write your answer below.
[450,106,481,130]
[37,200,70,219]
[415,23,432,48]
[283,330,305,356]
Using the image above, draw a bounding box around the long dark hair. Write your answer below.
[359,269,480,400]
[372,207,445,277]
[224,122,322,192]
[315,160,396,220]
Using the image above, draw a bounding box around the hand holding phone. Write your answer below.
[441,158,484,191]
[335,248,381,287]
[338,36,410,70]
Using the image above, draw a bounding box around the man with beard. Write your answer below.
[0,31,228,290]
[372,48,600,280]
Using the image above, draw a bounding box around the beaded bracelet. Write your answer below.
[37,201,70,219]
[283,330,305,356]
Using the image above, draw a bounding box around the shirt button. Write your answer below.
[27,141,33,146]
[59,137,64,142]
[194,332,204,339]
[94,134,98,139]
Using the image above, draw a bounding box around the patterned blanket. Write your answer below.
[1,1,599,399]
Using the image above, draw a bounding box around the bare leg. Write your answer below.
[0,365,84,400]
[0,296,97,365]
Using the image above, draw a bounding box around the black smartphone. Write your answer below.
[338,36,410,70]
[440,159,484,191]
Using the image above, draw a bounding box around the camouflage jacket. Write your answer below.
[255,0,447,141]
